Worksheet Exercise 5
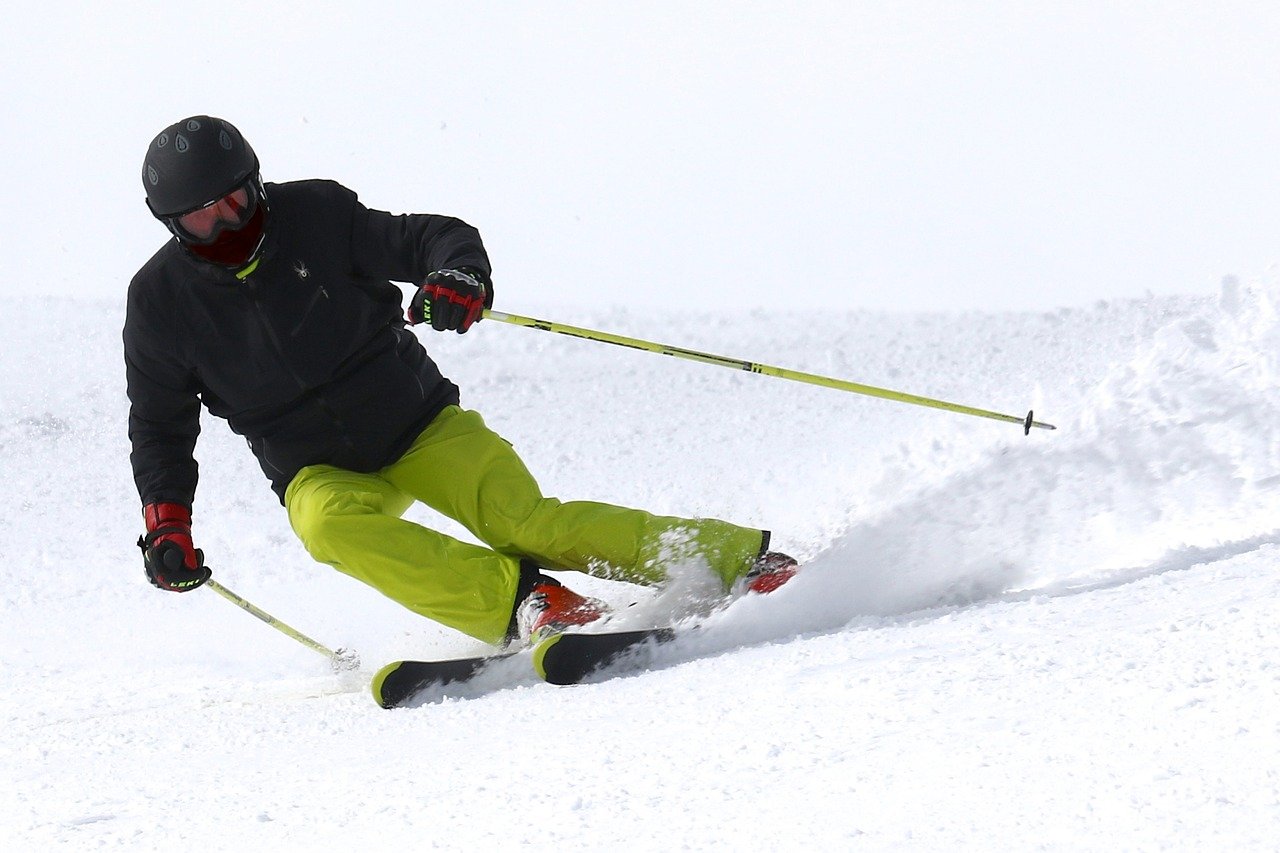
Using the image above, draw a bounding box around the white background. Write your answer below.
[5,1,1280,312]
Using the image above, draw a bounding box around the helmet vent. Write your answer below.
[142,115,258,218]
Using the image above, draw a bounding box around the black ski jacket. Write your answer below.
[124,179,491,506]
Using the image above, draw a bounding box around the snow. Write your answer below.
[4,279,1279,849]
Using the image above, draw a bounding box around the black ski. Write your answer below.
[533,627,677,685]
[371,652,517,708]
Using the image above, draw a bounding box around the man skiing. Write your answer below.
[126,115,796,649]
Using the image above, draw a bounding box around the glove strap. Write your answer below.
[141,525,192,548]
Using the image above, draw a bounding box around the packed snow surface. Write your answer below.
[3,282,1279,849]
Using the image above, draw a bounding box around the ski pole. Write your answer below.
[205,578,360,671]
[483,309,1056,434]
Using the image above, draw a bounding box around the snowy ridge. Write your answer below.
[3,286,1278,848]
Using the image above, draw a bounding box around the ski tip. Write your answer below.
[534,628,677,686]
[370,661,405,709]
[531,634,564,682]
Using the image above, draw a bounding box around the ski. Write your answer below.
[373,555,798,704]
[371,652,518,708]
[532,627,677,685]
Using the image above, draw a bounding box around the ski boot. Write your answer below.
[512,564,608,644]
[740,551,799,595]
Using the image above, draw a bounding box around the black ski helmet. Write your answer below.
[142,116,259,218]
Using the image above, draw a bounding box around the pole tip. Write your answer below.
[332,648,362,672]
[1024,410,1033,436]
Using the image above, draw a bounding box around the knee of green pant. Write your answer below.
[288,489,393,561]
[474,495,553,554]
[290,466,408,517]
[288,501,341,562]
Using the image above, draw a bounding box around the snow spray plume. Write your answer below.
[647,278,1280,665]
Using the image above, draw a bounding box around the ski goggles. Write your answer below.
[169,180,259,244]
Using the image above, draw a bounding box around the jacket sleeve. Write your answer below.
[123,280,202,508]
[347,194,493,294]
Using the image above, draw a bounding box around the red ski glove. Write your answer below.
[138,502,211,592]
[408,268,490,333]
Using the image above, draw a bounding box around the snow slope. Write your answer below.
[3,280,1279,849]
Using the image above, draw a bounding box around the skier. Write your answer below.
[127,115,797,649]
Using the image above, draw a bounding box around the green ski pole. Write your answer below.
[483,309,1055,434]
[205,578,360,671]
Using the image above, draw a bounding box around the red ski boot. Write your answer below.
[741,551,799,594]
[516,577,609,643]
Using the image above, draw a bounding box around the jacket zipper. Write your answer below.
[289,284,329,337]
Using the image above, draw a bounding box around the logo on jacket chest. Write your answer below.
[293,260,310,279]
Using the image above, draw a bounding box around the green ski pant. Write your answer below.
[284,406,765,645]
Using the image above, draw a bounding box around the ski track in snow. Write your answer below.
[3,283,1279,849]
